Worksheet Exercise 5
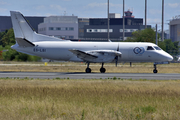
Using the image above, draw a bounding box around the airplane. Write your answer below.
[10,11,173,73]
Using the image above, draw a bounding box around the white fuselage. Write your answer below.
[11,41,173,63]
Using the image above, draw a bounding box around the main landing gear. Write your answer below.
[85,63,91,73]
[100,63,106,73]
[85,63,106,73]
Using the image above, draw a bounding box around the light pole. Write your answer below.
[123,0,125,41]
[107,0,110,41]
[162,0,164,41]
[145,0,147,29]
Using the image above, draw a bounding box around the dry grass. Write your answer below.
[0,78,180,119]
[0,61,179,73]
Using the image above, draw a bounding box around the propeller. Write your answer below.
[115,44,119,67]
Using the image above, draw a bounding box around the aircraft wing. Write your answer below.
[69,49,122,63]
[69,49,98,60]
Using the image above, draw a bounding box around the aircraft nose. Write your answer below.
[167,54,173,61]
[160,52,173,62]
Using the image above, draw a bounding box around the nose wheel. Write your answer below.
[153,64,158,73]
[153,69,158,73]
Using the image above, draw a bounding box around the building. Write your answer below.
[38,15,78,39]
[0,16,44,32]
[158,30,170,40]
[83,10,151,41]
[0,16,12,32]
[169,15,180,45]
[78,18,89,39]
[1,11,151,41]
[109,13,121,18]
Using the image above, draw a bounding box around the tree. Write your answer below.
[164,39,179,55]
[126,28,158,43]
[2,45,41,61]
[0,28,15,47]
[0,29,41,61]
[0,30,8,45]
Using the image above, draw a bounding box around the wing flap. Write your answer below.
[69,49,98,60]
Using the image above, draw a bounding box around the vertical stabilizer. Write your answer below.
[10,11,34,42]
[10,11,70,45]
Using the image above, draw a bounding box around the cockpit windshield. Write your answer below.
[147,46,154,50]
[154,46,161,50]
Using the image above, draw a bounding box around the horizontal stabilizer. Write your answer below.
[16,38,35,47]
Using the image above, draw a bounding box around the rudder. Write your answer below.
[10,11,35,42]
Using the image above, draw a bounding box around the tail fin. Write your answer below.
[10,11,70,47]
[10,11,34,43]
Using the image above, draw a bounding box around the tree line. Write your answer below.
[0,29,41,61]
[0,28,179,61]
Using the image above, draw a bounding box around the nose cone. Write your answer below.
[158,51,173,62]
[162,52,173,61]
[167,54,173,61]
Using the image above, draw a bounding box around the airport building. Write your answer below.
[82,10,151,41]
[0,10,151,41]
[0,16,44,32]
[169,15,180,45]
[38,15,78,39]
[78,18,89,39]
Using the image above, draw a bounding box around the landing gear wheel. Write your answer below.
[100,68,106,73]
[153,64,158,74]
[153,69,158,74]
[86,68,91,73]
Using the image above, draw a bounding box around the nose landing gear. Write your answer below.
[153,62,170,74]
[153,64,158,73]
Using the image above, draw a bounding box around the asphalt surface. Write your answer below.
[0,72,180,80]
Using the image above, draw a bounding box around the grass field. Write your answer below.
[0,61,179,73]
[0,62,179,119]
[0,78,180,120]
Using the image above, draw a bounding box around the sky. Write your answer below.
[0,0,180,30]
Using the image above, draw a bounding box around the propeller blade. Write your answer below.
[115,44,119,67]
[117,44,119,51]
[115,56,118,67]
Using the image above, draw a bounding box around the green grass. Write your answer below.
[0,61,179,73]
[0,78,180,119]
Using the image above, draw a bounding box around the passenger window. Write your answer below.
[147,46,154,50]
[154,46,161,50]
